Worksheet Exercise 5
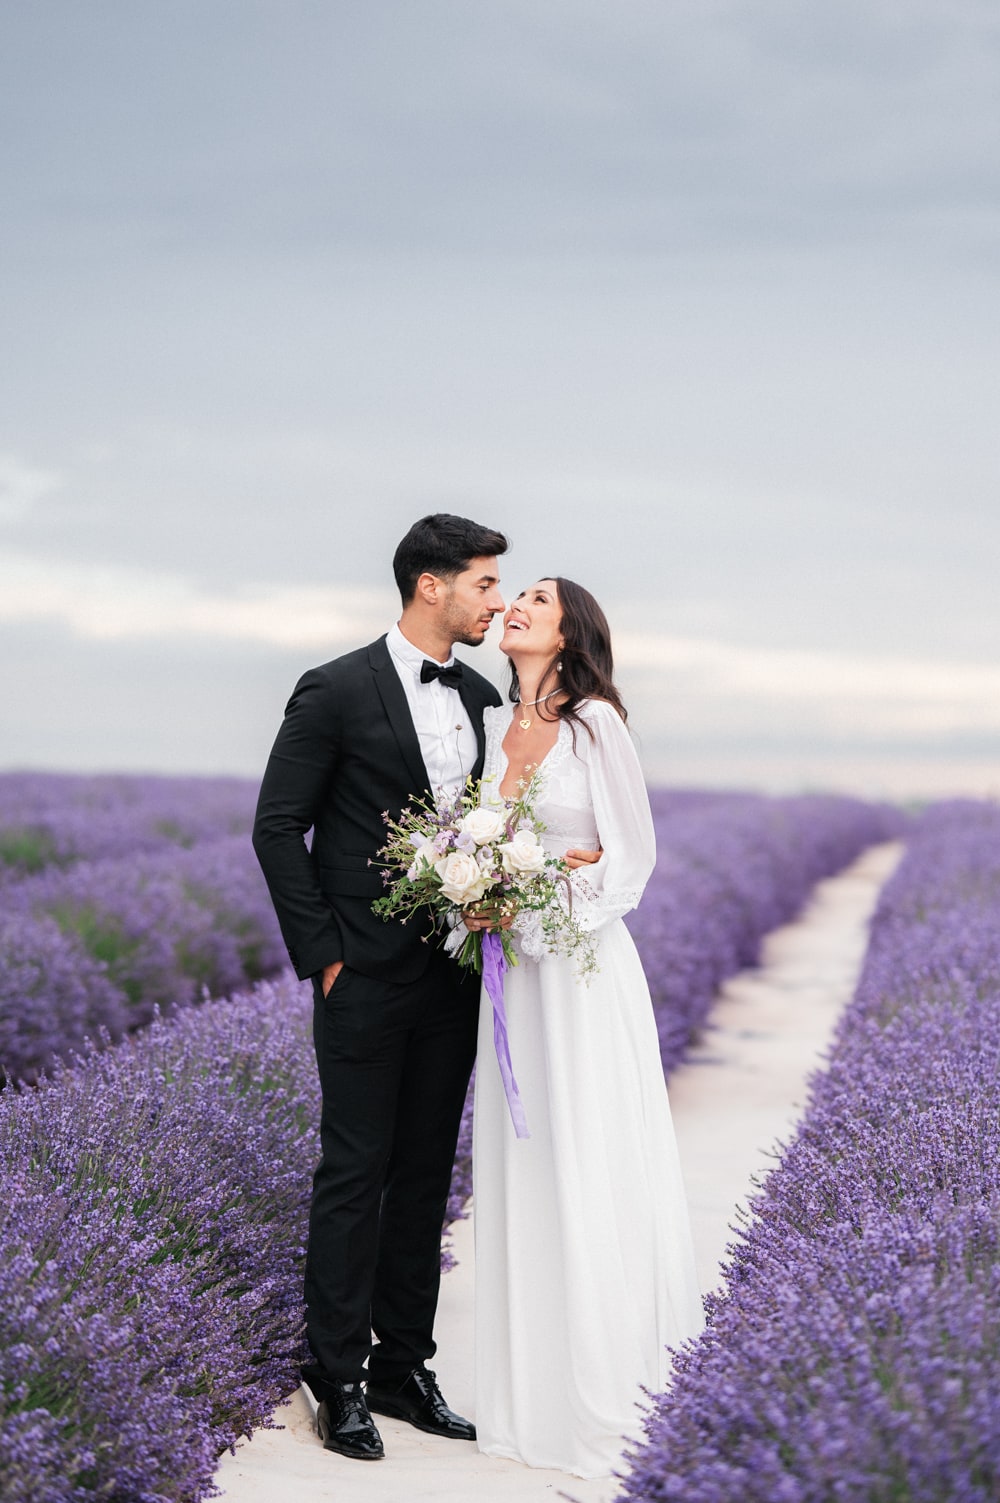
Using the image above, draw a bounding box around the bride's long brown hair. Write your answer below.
[507,577,627,734]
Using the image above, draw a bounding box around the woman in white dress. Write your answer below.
[466,577,704,1480]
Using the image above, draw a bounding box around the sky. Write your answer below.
[2,1,999,795]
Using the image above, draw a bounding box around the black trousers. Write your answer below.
[302,948,479,1392]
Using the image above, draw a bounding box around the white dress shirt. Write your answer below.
[386,623,479,795]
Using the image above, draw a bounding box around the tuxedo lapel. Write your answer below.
[457,675,488,778]
[367,637,431,795]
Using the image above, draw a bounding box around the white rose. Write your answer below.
[436,850,490,905]
[499,829,547,875]
[458,807,507,845]
[406,843,436,880]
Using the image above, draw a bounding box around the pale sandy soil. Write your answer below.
[214,840,903,1503]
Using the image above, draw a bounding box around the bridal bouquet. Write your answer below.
[373,775,596,1137]
[372,774,596,972]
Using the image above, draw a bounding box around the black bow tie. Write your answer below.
[420,659,464,689]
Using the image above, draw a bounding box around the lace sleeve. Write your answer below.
[561,700,656,934]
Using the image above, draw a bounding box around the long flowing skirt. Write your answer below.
[472,921,704,1479]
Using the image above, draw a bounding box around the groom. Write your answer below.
[252,514,508,1460]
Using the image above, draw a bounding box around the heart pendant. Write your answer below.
[519,718,531,730]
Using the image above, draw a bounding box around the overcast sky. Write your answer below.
[2,1,998,794]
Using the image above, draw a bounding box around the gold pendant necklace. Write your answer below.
[517,689,559,730]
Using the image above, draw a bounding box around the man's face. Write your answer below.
[440,555,505,647]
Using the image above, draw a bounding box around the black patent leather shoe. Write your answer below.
[365,1367,476,1440]
[315,1382,385,1460]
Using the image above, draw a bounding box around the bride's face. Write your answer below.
[499,580,565,660]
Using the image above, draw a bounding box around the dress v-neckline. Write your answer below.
[495,706,565,801]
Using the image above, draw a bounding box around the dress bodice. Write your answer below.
[483,706,600,858]
[482,701,657,953]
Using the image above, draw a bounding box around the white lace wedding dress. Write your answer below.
[472,699,704,1479]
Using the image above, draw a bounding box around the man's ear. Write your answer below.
[414,571,442,607]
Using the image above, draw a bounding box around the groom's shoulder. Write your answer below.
[281,638,387,713]
[304,636,387,684]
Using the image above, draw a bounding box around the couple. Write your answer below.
[252,513,703,1479]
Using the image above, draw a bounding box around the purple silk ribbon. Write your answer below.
[481,930,529,1139]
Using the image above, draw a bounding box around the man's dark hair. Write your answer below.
[392,513,509,604]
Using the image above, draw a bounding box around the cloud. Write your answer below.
[5,2,998,262]
[0,552,393,651]
[616,629,1000,740]
[0,454,62,521]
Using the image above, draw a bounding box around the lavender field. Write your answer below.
[0,774,285,1083]
[618,799,1000,1503]
[0,771,907,1502]
[0,773,258,874]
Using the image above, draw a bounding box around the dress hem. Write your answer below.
[477,1443,616,1480]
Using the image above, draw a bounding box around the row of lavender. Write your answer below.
[0,782,904,1502]
[639,789,904,1071]
[0,774,284,1082]
[0,772,257,875]
[0,978,315,1503]
[618,799,1000,1503]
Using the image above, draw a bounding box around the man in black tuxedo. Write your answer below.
[252,514,507,1460]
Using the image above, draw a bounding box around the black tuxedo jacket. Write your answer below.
[253,634,503,984]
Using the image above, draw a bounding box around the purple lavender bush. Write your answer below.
[0,972,316,1503]
[1,836,284,1082]
[617,799,1000,1503]
[0,912,130,1082]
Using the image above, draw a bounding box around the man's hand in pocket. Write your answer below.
[321,961,344,998]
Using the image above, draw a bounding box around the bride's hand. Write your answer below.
[565,846,602,870]
[462,900,515,932]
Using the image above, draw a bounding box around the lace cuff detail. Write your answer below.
[513,907,549,962]
[442,919,466,958]
[566,871,645,932]
[512,873,644,962]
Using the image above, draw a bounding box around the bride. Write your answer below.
[466,576,704,1479]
